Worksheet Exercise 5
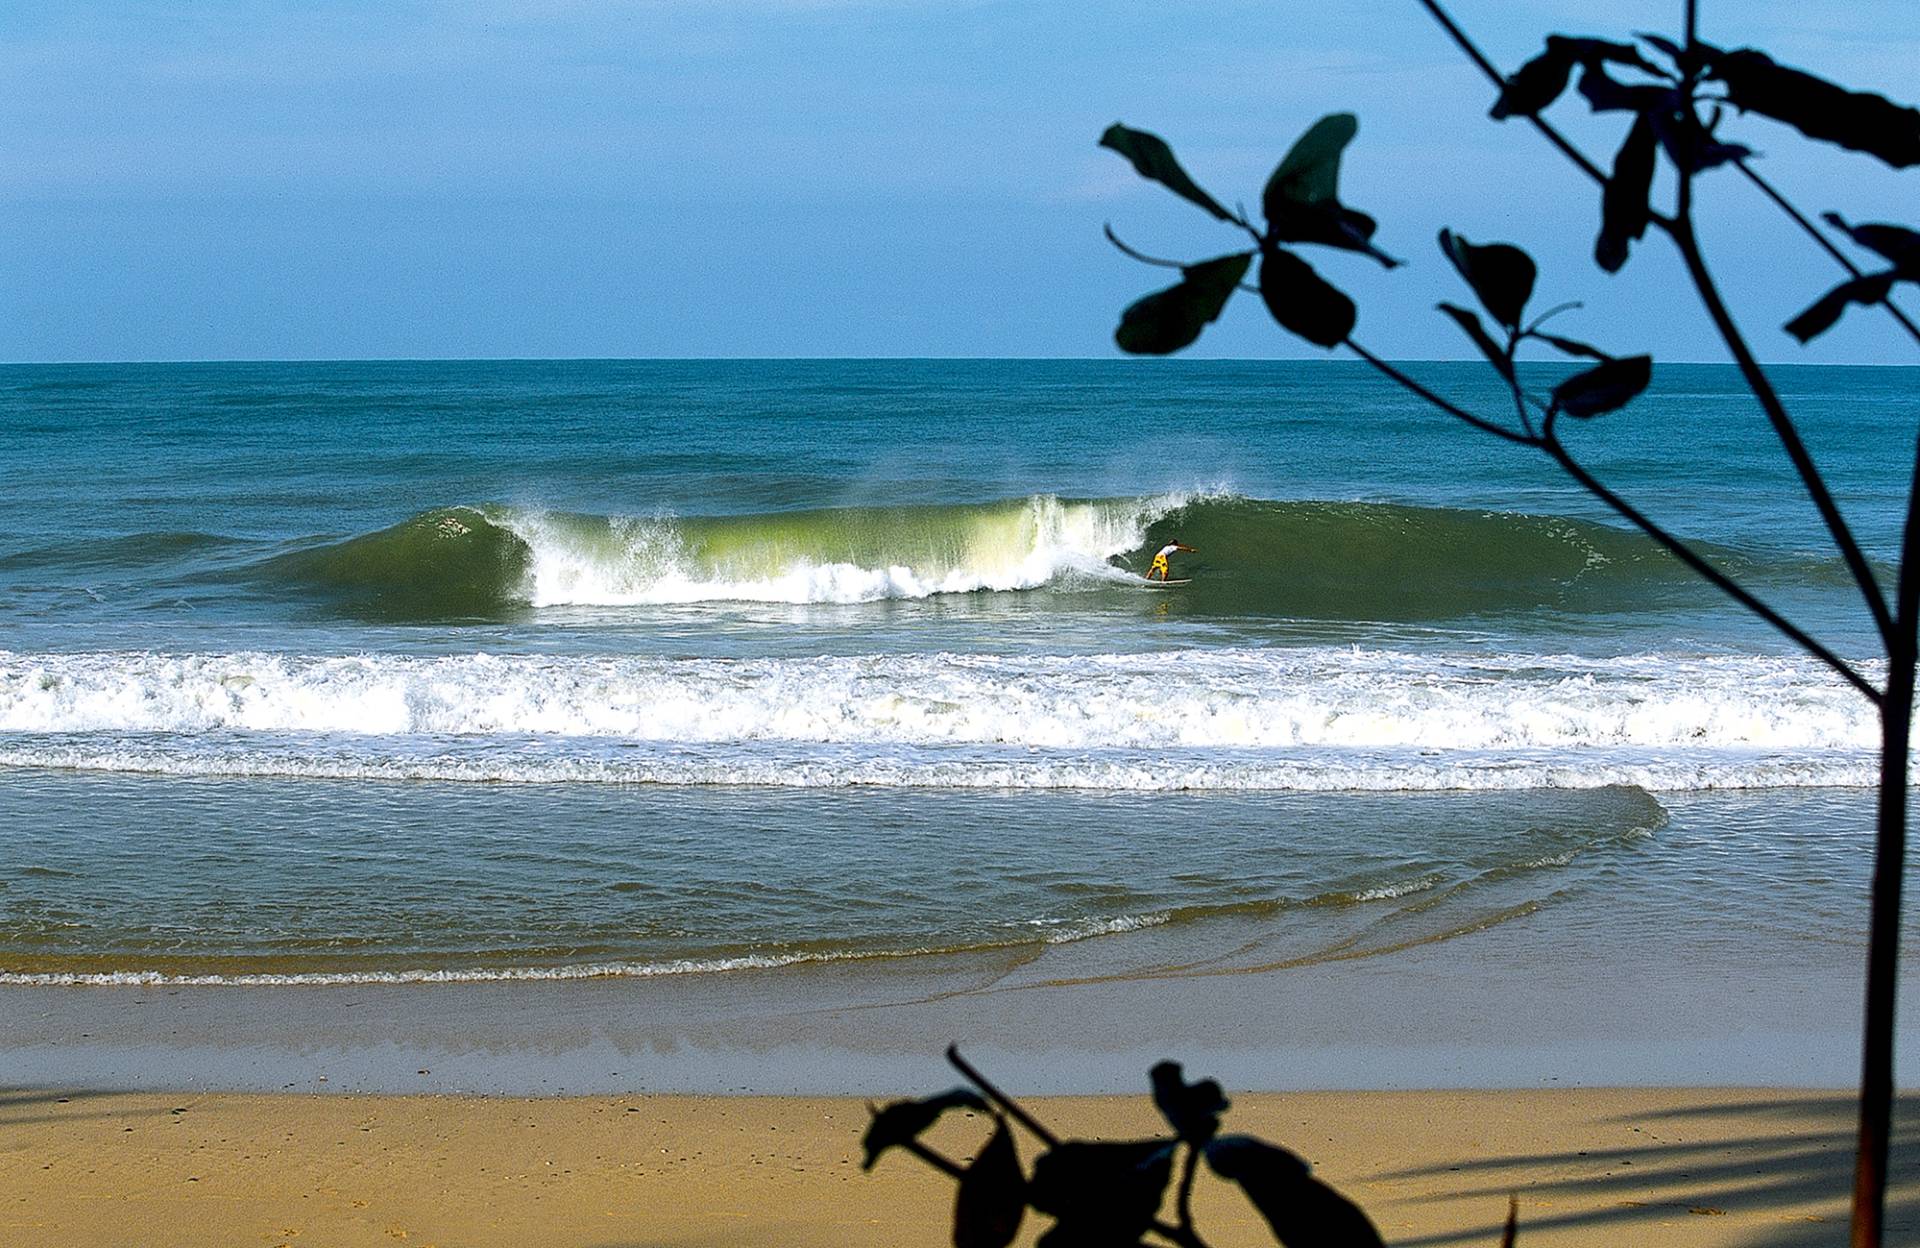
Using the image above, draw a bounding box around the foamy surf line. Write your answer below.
[0,741,1883,791]
[0,647,1877,751]
[0,916,1170,987]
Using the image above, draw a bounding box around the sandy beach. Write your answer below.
[4,1085,1914,1247]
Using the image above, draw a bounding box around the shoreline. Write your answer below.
[4,898,1916,1097]
[4,1086,1914,1246]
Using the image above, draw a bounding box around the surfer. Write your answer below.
[1148,541,1194,581]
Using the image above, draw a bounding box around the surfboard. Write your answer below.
[1140,578,1191,588]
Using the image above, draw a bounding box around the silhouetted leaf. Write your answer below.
[1596,113,1657,273]
[1099,124,1234,222]
[1784,272,1898,343]
[1114,252,1253,356]
[1553,354,1652,417]
[1702,46,1920,168]
[1205,1135,1386,1248]
[1534,332,1610,360]
[863,1089,989,1170]
[1577,64,1670,114]
[1550,35,1662,76]
[1258,248,1355,348]
[1823,213,1920,280]
[1028,1140,1175,1246]
[1492,47,1576,120]
[1650,108,1756,173]
[1492,36,1662,120]
[954,1120,1024,1248]
[1149,1062,1230,1145]
[1636,32,1685,65]
[1256,114,1399,268]
[1437,303,1514,382]
[1264,113,1357,210]
[1438,230,1536,329]
[1270,203,1401,268]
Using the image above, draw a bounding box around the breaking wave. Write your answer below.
[244,493,1842,621]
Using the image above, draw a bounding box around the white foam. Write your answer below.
[492,493,1188,606]
[0,740,1878,792]
[0,645,1885,791]
[0,911,1172,987]
[0,646,1874,746]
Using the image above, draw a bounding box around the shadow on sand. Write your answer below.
[1375,1093,1920,1247]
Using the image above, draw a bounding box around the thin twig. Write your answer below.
[946,1045,1059,1148]
[1733,163,1920,348]
[1420,0,1920,352]
[1541,430,1881,703]
[901,1138,966,1179]
[1668,213,1895,650]
[1342,338,1534,445]
[1343,338,1871,697]
[1417,2,1908,641]
[1502,331,1537,439]
[1104,224,1191,271]
[1523,301,1583,334]
[1414,0,1611,190]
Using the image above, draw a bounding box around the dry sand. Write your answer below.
[4,1086,1915,1247]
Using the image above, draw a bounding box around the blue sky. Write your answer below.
[2,1,1915,362]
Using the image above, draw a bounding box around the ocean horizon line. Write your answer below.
[5,354,1912,369]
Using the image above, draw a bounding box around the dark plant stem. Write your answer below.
[1853,431,1920,1248]
[946,1045,1059,1147]
[1413,0,1609,191]
[1501,332,1536,439]
[1667,215,1894,647]
[1341,339,1531,444]
[901,1138,966,1179]
[1426,0,1896,643]
[1858,647,1913,1248]
[1731,163,1920,348]
[1417,0,1918,344]
[1341,339,1880,700]
[1539,433,1880,702]
[952,1044,1205,1236]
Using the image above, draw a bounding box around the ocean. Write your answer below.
[0,358,1910,1003]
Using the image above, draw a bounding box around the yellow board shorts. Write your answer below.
[1150,553,1169,578]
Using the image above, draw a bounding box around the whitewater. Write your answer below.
[1,358,1910,987]
[0,645,1883,792]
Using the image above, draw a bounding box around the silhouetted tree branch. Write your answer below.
[1098,5,1919,1244]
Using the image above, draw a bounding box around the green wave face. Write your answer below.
[261,507,533,620]
[1135,497,1758,620]
[248,494,1827,623]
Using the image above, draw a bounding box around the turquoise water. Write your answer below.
[0,359,1911,982]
